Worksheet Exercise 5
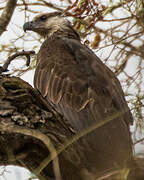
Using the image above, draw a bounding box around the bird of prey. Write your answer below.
[23,12,133,178]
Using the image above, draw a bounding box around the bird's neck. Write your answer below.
[44,25,80,41]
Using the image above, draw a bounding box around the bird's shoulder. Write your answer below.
[36,37,108,102]
[34,36,133,124]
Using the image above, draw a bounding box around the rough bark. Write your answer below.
[0,75,143,180]
[0,75,94,180]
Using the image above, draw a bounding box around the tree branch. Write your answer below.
[0,75,86,180]
[0,50,35,74]
[0,123,61,180]
[0,0,17,36]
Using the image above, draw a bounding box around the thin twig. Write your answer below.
[0,50,35,74]
[134,137,144,145]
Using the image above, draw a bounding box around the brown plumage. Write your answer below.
[23,12,133,178]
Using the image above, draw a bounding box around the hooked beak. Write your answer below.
[23,21,34,32]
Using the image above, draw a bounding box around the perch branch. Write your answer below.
[0,122,61,180]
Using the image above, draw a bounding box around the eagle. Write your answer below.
[23,12,133,178]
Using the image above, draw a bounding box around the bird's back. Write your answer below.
[34,32,133,176]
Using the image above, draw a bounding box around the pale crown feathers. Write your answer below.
[23,12,71,38]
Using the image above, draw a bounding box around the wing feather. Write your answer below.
[34,37,133,126]
[51,75,63,103]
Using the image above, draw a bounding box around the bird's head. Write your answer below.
[23,11,70,37]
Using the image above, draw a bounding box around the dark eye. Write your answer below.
[39,15,47,21]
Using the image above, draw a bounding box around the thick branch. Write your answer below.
[0,75,88,180]
[0,123,61,180]
[0,0,17,36]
